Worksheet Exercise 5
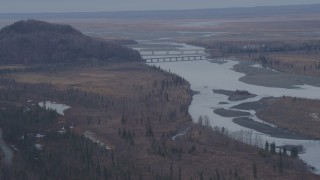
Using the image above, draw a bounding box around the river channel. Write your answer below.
[134,41,320,174]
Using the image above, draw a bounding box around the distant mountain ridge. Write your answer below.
[0,20,141,65]
[0,4,319,19]
[0,20,82,35]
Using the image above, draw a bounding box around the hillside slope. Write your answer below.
[0,20,141,65]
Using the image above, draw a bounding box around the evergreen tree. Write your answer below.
[265,141,269,152]
[270,142,276,154]
[253,161,257,179]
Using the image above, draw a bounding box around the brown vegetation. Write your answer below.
[0,63,318,179]
[255,52,320,77]
[257,97,320,139]
[1,11,320,179]
[190,39,320,77]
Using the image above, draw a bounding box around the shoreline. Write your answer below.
[213,89,257,101]
[214,108,251,117]
[233,60,320,89]
[233,117,314,140]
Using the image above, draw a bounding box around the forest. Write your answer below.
[0,20,319,180]
[0,20,141,65]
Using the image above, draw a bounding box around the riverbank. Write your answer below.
[233,60,320,89]
[213,89,257,101]
[257,97,320,139]
[212,93,313,140]
[214,108,251,117]
[233,117,312,140]
[232,96,320,140]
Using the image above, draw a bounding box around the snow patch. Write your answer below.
[35,144,43,150]
[38,101,70,115]
[84,131,111,150]
[35,133,45,138]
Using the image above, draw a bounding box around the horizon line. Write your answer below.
[0,3,320,15]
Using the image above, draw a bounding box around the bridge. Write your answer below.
[144,55,207,63]
[139,49,205,56]
[139,48,208,63]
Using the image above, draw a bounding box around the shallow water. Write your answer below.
[136,42,320,174]
[38,101,70,116]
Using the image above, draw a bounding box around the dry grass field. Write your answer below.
[234,51,320,77]
[257,97,320,139]
[266,52,320,76]
[5,63,172,97]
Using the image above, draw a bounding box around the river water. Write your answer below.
[135,41,320,174]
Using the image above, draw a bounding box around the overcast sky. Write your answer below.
[1,0,320,13]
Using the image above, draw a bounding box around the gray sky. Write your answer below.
[1,0,320,13]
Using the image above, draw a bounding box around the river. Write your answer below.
[134,41,320,174]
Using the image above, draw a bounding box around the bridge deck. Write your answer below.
[140,49,206,56]
[139,49,203,52]
[144,55,208,63]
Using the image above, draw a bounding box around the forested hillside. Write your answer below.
[0,20,141,65]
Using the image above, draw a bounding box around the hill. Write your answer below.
[0,20,141,65]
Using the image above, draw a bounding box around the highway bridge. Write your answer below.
[139,49,208,63]
[139,49,205,56]
[144,55,207,63]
